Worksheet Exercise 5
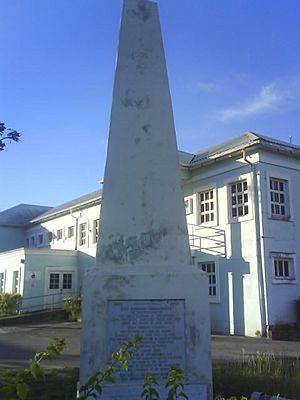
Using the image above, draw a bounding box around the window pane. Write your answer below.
[200,262,217,298]
[63,273,72,289]
[199,189,215,224]
[49,273,59,289]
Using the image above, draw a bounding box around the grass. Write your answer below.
[1,353,300,400]
[213,352,300,399]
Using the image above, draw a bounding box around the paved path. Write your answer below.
[0,321,299,368]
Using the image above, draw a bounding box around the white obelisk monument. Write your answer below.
[80,0,212,398]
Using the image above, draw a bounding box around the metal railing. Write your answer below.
[19,291,79,314]
[188,223,226,257]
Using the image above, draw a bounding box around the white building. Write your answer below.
[1,132,300,337]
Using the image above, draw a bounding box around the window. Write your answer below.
[49,273,59,289]
[38,234,43,245]
[185,198,193,215]
[26,238,29,248]
[12,271,19,293]
[199,261,218,299]
[79,223,87,246]
[48,232,53,243]
[63,273,72,289]
[0,272,5,293]
[93,219,100,243]
[31,236,35,247]
[270,178,290,219]
[57,229,63,241]
[230,180,249,218]
[68,226,75,238]
[271,253,296,283]
[199,190,214,223]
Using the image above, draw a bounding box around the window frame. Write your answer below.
[48,232,53,244]
[12,270,19,293]
[49,273,60,290]
[270,252,297,284]
[198,188,216,226]
[93,219,100,244]
[267,172,293,221]
[226,173,253,223]
[184,197,194,215]
[68,226,75,239]
[56,229,63,241]
[197,259,220,303]
[79,222,88,247]
[38,233,44,246]
[0,271,5,293]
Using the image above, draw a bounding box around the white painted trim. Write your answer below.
[270,252,297,284]
[265,170,294,222]
[194,183,218,227]
[194,255,220,303]
[228,272,234,335]
[184,197,194,215]
[225,172,254,224]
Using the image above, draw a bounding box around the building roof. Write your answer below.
[31,189,102,223]
[0,204,52,226]
[3,132,299,225]
[185,131,300,165]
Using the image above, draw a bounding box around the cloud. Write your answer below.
[219,81,300,121]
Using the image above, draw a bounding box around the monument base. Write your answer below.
[80,264,212,399]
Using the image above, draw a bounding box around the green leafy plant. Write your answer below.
[165,365,188,400]
[63,295,82,321]
[141,373,160,400]
[214,396,248,400]
[0,293,21,315]
[0,337,66,400]
[78,334,143,399]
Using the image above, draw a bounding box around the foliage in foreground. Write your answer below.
[0,293,21,315]
[0,122,21,151]
[63,296,82,321]
[1,338,299,400]
[213,352,300,400]
[0,337,66,400]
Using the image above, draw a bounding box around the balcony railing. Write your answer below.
[188,223,226,257]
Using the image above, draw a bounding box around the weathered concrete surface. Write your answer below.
[80,265,211,386]
[96,0,191,267]
[80,0,212,398]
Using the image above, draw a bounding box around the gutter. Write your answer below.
[30,197,101,224]
[242,149,268,336]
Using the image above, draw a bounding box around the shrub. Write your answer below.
[63,296,81,321]
[0,293,21,315]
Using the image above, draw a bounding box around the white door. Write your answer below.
[46,270,76,309]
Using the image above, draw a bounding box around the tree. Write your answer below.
[0,122,21,151]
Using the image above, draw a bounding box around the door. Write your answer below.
[46,270,76,309]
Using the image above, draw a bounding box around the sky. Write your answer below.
[1,0,300,211]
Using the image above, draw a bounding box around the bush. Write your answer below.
[0,293,21,315]
[63,296,81,321]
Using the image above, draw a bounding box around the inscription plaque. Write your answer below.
[107,300,185,381]
[99,383,207,400]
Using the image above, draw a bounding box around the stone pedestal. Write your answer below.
[80,264,212,399]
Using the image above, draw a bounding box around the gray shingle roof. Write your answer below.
[190,131,300,164]
[0,204,52,226]
[31,189,102,222]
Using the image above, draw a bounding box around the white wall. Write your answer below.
[26,204,101,259]
[0,248,25,295]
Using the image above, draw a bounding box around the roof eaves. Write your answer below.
[31,195,101,223]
